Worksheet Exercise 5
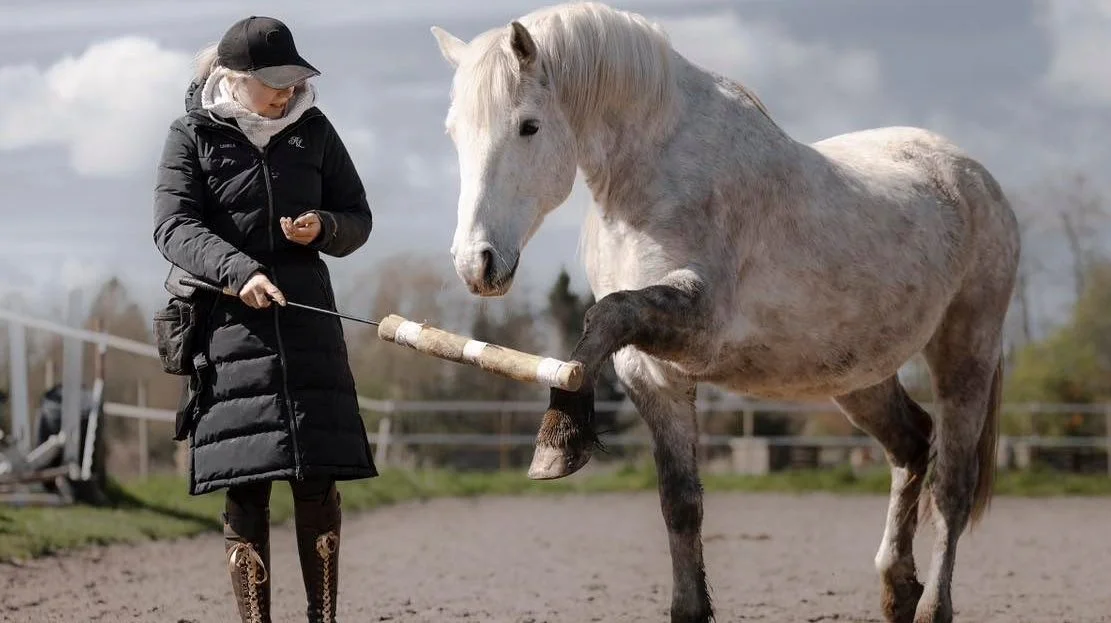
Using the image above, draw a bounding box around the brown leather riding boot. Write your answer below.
[224,502,272,622]
[294,482,342,622]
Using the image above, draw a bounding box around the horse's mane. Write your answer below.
[458,2,677,130]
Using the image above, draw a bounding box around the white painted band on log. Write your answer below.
[462,340,487,363]
[394,321,423,348]
[536,358,567,386]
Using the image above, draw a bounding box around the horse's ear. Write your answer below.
[509,21,538,70]
[431,26,465,68]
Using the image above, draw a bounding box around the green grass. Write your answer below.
[1,464,1109,563]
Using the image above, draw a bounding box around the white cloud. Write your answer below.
[1038,0,1111,105]
[660,12,880,95]
[0,0,702,37]
[656,10,884,139]
[0,36,191,177]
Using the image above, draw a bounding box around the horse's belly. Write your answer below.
[700,306,941,399]
[703,340,909,399]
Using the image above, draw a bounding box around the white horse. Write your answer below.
[430,3,1020,622]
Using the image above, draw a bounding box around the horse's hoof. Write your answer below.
[883,579,924,623]
[527,444,592,480]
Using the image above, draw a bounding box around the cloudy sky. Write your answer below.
[0,0,1107,332]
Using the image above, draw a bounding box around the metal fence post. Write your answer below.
[80,341,107,481]
[61,289,83,475]
[7,320,30,454]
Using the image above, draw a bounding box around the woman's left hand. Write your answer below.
[281,212,321,245]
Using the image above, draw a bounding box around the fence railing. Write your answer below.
[4,306,1111,479]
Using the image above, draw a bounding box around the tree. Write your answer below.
[344,252,463,402]
[1007,208,1045,352]
[1052,174,1106,302]
[1015,172,1108,324]
[82,277,183,477]
[1005,259,1111,436]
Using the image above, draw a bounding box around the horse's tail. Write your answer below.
[970,353,1003,527]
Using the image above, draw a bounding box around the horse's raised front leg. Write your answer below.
[621,351,712,623]
[834,377,932,623]
[529,278,708,480]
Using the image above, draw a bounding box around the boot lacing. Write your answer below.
[228,542,268,623]
[316,531,338,621]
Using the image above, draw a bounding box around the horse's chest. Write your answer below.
[583,219,687,296]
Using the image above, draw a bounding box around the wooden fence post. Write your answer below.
[137,380,149,479]
[1105,406,1111,478]
[374,401,394,467]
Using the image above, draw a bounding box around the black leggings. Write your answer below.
[224,478,340,542]
[226,478,337,511]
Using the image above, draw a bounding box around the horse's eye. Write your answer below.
[520,119,540,137]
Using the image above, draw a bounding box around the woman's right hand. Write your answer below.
[238,272,287,309]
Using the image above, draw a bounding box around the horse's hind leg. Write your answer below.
[617,350,712,623]
[834,377,932,623]
[914,307,1006,623]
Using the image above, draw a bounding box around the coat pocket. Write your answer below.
[152,297,199,376]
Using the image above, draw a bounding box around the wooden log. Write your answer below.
[377,314,584,391]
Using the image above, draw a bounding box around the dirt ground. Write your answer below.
[2,491,1109,622]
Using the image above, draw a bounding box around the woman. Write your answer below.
[152,15,376,623]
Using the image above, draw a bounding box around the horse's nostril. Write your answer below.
[481,249,496,282]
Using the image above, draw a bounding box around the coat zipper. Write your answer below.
[207,111,315,479]
[260,156,303,479]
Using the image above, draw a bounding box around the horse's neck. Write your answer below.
[574,124,668,207]
[571,57,799,219]
[568,54,679,206]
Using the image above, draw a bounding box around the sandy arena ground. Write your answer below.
[2,491,1109,622]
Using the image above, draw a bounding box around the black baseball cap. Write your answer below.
[217,16,320,89]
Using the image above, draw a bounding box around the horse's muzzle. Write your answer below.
[454,244,519,297]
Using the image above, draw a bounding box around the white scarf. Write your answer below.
[200,66,317,148]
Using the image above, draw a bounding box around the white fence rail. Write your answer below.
[4,306,1111,478]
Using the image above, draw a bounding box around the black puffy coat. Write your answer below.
[154,81,377,495]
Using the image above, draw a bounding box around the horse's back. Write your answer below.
[810,124,1019,278]
[811,125,958,153]
[810,125,1008,216]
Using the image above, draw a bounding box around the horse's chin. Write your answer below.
[467,272,516,297]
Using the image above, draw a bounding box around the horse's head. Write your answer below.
[431,21,576,296]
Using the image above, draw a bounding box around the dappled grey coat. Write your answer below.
[153,80,377,495]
